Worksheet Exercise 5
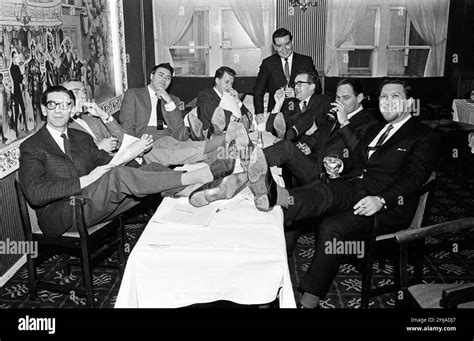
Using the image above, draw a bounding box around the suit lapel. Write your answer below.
[142,87,152,126]
[290,53,301,83]
[271,55,287,86]
[368,118,415,159]
[40,125,70,160]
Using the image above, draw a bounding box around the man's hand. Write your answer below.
[79,164,114,189]
[297,142,311,155]
[330,99,349,124]
[136,134,154,156]
[97,137,118,153]
[156,87,172,104]
[284,86,295,98]
[353,196,384,216]
[272,88,285,113]
[83,101,109,121]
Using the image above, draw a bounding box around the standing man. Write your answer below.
[197,66,252,134]
[253,28,317,115]
[120,63,189,142]
[10,50,26,133]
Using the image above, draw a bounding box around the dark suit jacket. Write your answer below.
[343,118,439,227]
[69,114,125,148]
[196,87,251,131]
[119,87,188,141]
[253,52,317,114]
[313,108,378,176]
[19,125,111,236]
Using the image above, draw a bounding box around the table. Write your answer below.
[115,132,296,308]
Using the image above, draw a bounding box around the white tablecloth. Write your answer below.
[115,132,296,308]
[452,99,474,125]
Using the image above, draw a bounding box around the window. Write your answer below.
[169,1,271,76]
[336,4,438,77]
[169,10,210,76]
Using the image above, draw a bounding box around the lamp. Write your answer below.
[16,0,32,26]
[289,0,318,12]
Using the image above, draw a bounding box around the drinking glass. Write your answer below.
[323,154,344,179]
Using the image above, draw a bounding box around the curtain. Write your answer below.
[228,0,275,60]
[324,0,369,77]
[404,0,449,77]
[153,0,196,66]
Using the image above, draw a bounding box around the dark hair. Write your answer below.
[336,78,364,96]
[42,85,76,106]
[296,68,321,94]
[214,66,236,85]
[151,63,174,77]
[272,28,293,44]
[379,78,414,98]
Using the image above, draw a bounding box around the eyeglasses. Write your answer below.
[295,81,312,87]
[45,101,73,110]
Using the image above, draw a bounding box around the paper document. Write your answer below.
[152,198,219,227]
[219,92,241,118]
[109,134,140,166]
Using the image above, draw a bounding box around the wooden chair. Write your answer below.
[360,172,436,308]
[15,179,128,308]
[394,218,474,308]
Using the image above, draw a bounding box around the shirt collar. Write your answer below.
[347,106,364,120]
[213,87,223,98]
[46,124,67,139]
[281,52,294,63]
[148,85,158,98]
[386,114,412,131]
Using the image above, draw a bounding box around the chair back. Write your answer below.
[407,172,437,231]
[14,179,40,241]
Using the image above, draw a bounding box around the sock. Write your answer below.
[300,292,320,308]
[276,186,290,208]
[204,135,225,153]
[181,165,213,185]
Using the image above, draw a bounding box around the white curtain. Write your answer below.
[324,0,369,77]
[153,0,196,66]
[228,0,275,60]
[404,0,450,77]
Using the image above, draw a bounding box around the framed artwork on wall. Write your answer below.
[0,0,127,179]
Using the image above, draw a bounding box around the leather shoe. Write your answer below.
[189,172,248,207]
[187,111,206,141]
[210,106,226,136]
[226,121,249,153]
[247,147,278,212]
[209,140,236,179]
[273,112,286,139]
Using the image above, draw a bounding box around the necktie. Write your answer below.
[155,93,164,130]
[61,133,72,160]
[301,100,307,113]
[284,57,290,85]
[367,124,393,157]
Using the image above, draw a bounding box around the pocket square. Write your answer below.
[396,148,407,152]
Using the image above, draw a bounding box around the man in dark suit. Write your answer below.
[19,86,236,237]
[265,68,332,145]
[119,63,189,142]
[247,79,439,308]
[253,28,317,115]
[196,66,251,133]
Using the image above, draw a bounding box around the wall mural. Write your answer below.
[0,0,127,178]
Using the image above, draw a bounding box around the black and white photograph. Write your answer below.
[0,0,473,336]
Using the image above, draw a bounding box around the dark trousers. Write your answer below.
[39,163,183,237]
[264,139,320,185]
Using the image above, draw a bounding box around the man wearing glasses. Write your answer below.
[266,68,332,147]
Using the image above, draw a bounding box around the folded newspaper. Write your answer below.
[219,92,241,118]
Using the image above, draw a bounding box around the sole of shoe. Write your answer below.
[189,173,248,207]
[274,113,286,139]
[226,121,249,151]
[211,107,226,135]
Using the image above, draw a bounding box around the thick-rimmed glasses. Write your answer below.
[45,101,73,110]
[294,81,312,87]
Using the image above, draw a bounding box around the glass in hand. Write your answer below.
[323,154,344,179]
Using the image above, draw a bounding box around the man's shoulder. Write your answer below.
[197,87,215,100]
[124,87,147,97]
[261,54,280,65]
[20,128,46,151]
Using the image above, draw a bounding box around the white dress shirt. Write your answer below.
[280,53,294,80]
[46,125,67,154]
[367,115,412,158]
[147,86,176,128]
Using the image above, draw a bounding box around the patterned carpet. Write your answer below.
[0,156,473,309]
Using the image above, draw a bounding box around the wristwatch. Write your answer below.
[377,196,387,209]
